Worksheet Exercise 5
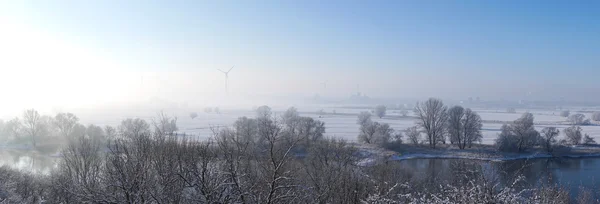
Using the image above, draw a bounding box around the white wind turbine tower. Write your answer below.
[218,66,235,95]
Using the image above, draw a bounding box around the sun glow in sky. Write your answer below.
[1,1,599,116]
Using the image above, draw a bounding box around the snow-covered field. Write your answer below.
[74,106,600,145]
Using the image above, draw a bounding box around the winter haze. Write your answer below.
[1,1,600,203]
[2,1,600,116]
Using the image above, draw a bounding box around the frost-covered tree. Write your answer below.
[559,110,570,117]
[405,126,421,145]
[204,107,213,113]
[374,105,386,118]
[447,106,483,149]
[495,113,539,152]
[358,121,393,145]
[118,118,150,138]
[568,113,590,125]
[152,111,178,136]
[540,127,560,152]
[54,113,79,139]
[592,112,600,121]
[2,118,22,141]
[414,98,447,149]
[564,126,583,145]
[255,105,272,119]
[189,112,198,119]
[86,124,106,144]
[282,107,299,125]
[23,109,42,147]
[214,107,220,114]
[357,111,372,126]
[104,125,117,140]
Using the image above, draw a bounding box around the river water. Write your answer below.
[2,148,600,199]
[398,157,600,199]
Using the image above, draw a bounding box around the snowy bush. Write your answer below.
[592,112,600,122]
[559,110,570,117]
[568,114,590,125]
[374,105,387,118]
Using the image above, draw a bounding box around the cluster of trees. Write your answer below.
[0,110,106,148]
[371,105,409,118]
[2,106,596,203]
[568,113,591,125]
[0,110,178,149]
[357,99,483,150]
[356,112,398,145]
[410,98,483,149]
[496,112,596,153]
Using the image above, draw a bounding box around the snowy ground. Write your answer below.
[73,105,600,145]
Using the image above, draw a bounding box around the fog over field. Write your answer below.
[1,1,600,203]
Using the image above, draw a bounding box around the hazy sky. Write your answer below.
[1,1,599,114]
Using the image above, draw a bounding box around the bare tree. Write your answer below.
[462,108,483,148]
[282,107,300,130]
[447,106,482,149]
[86,124,106,144]
[405,126,421,145]
[190,112,198,119]
[540,127,560,152]
[2,118,22,141]
[54,113,79,139]
[447,106,464,145]
[23,109,41,148]
[374,105,386,118]
[357,111,372,126]
[564,126,583,145]
[104,126,116,140]
[414,98,448,149]
[559,110,570,117]
[118,118,150,138]
[152,111,178,136]
[568,113,589,125]
[256,105,272,119]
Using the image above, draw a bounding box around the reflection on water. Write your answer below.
[398,157,600,199]
[0,150,58,174]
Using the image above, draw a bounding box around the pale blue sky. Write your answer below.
[0,0,599,111]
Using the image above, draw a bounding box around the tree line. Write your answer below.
[360,98,597,154]
[0,105,599,203]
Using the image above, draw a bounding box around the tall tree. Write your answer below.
[447,106,483,149]
[23,109,41,147]
[414,98,448,149]
[54,113,79,139]
[374,105,387,119]
[540,127,559,152]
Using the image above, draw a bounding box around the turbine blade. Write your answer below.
[228,66,234,72]
[217,69,226,74]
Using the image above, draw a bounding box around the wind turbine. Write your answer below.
[218,66,235,95]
